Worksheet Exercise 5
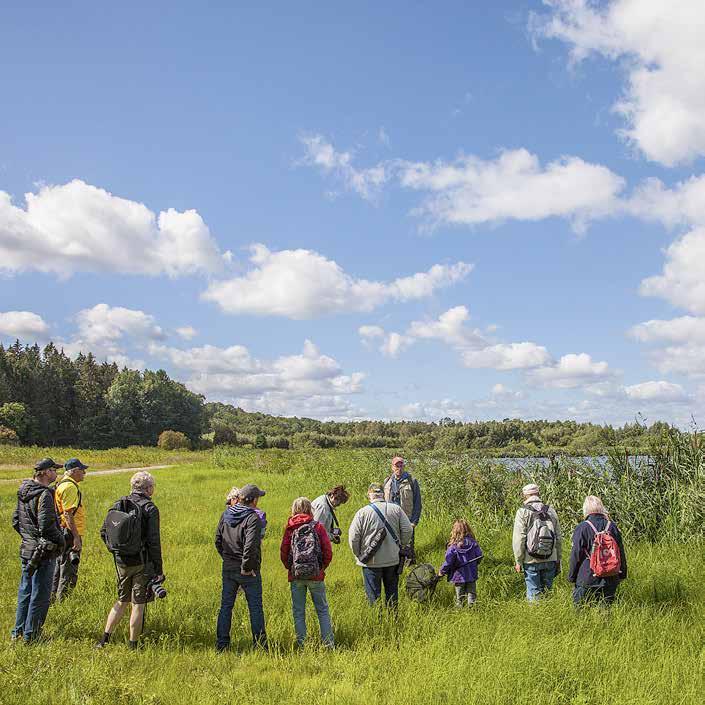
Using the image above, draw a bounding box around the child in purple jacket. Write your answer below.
[439,520,483,607]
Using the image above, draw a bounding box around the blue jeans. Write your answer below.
[362,565,399,606]
[523,561,557,602]
[13,557,56,642]
[216,567,266,649]
[290,580,334,647]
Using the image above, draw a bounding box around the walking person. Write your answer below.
[280,497,334,648]
[96,471,164,650]
[215,483,267,651]
[383,456,421,562]
[512,483,562,602]
[11,458,65,643]
[52,458,88,602]
[311,485,349,544]
[569,495,627,607]
[438,520,483,607]
[349,482,412,607]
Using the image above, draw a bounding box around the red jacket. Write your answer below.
[280,514,333,581]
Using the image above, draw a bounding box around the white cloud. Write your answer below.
[407,305,487,348]
[0,180,226,277]
[462,343,552,371]
[150,339,365,419]
[380,332,414,358]
[175,326,198,341]
[202,244,472,319]
[624,380,689,403]
[629,316,705,345]
[639,228,705,314]
[533,0,705,166]
[528,353,612,389]
[626,175,705,229]
[396,399,466,422]
[358,325,385,340]
[398,149,624,232]
[0,311,49,340]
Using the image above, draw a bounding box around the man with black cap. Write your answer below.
[11,458,65,643]
[52,457,88,602]
[214,483,267,651]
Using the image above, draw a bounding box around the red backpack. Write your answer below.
[586,520,621,577]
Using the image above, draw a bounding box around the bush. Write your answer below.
[157,430,191,450]
[0,425,19,445]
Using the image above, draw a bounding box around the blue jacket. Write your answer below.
[439,537,483,584]
[568,513,627,587]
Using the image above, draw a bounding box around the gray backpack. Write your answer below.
[525,503,556,559]
[289,521,322,579]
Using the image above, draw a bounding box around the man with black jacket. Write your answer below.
[96,471,164,650]
[215,483,267,651]
[11,458,66,643]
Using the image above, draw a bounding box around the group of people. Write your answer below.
[11,454,627,650]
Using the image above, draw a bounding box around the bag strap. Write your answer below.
[56,477,82,510]
[369,502,400,547]
[326,497,340,529]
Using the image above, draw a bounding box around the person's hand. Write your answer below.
[241,570,256,577]
[154,574,166,583]
[410,522,416,528]
[514,563,522,573]
[72,536,82,552]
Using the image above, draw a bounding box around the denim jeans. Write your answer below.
[362,565,399,606]
[523,561,557,602]
[216,567,266,649]
[13,557,56,642]
[572,582,618,607]
[290,580,334,647]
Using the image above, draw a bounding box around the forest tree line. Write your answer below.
[0,341,671,453]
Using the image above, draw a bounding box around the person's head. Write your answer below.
[64,457,88,482]
[521,483,540,501]
[131,471,155,497]
[367,482,384,502]
[291,496,313,517]
[327,485,349,507]
[239,483,266,507]
[582,495,608,518]
[33,457,61,485]
[226,487,240,507]
[449,519,475,546]
[391,456,405,478]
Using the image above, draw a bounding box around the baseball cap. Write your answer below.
[368,482,384,494]
[239,483,266,501]
[33,457,62,473]
[392,456,405,466]
[65,458,89,472]
[522,483,540,497]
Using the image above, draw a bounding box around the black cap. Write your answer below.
[33,457,62,473]
[239,483,266,502]
[65,458,88,472]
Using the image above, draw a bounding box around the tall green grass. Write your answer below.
[1,454,704,704]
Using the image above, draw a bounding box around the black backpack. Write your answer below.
[102,497,144,557]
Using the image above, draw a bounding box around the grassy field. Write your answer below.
[0,450,703,705]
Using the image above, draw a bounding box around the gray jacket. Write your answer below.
[311,494,336,540]
[512,497,562,564]
[348,500,412,568]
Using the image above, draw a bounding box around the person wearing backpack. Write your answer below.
[349,482,413,607]
[214,483,267,651]
[11,458,66,643]
[280,497,334,648]
[512,483,562,602]
[96,471,164,650]
[52,458,88,603]
[568,495,627,606]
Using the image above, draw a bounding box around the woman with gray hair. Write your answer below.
[568,495,627,606]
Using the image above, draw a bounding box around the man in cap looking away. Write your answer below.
[52,458,88,602]
[11,458,65,643]
[383,456,421,562]
[215,483,267,651]
[512,483,562,602]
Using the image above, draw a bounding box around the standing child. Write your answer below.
[439,520,483,607]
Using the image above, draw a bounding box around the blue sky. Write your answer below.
[2,1,705,425]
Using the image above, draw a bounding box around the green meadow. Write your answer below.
[0,449,703,705]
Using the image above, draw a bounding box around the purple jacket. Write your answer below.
[439,537,483,584]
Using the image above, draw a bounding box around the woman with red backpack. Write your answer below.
[280,497,333,648]
[568,495,628,606]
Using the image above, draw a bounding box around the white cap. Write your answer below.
[522,483,540,497]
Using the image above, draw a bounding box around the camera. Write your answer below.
[27,538,57,576]
[147,576,167,600]
[331,527,342,544]
[67,550,81,567]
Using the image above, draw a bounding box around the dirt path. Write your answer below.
[0,464,175,485]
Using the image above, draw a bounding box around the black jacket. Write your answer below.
[568,513,628,587]
[12,480,65,561]
[215,505,262,574]
[101,492,163,575]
